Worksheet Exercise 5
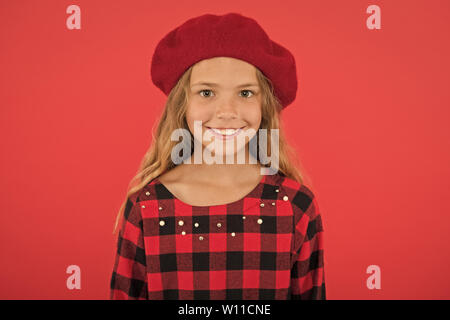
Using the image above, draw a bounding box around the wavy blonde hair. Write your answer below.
[113,65,309,235]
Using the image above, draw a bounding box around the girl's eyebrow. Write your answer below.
[191,82,259,88]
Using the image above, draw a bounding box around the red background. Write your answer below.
[1,0,449,299]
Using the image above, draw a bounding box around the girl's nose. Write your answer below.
[216,99,238,120]
[216,110,238,120]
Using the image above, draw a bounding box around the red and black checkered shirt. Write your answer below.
[110,172,326,300]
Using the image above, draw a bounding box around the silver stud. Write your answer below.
[199,236,204,241]
[242,216,246,220]
[271,202,276,206]
[159,220,165,226]
[194,222,199,227]
[257,218,263,224]
[145,191,150,196]
[178,220,184,226]
[217,222,222,228]
[141,205,146,209]
[275,189,279,193]
[283,196,288,201]
[159,206,163,210]
[260,203,265,207]
[231,232,236,237]
[181,231,186,235]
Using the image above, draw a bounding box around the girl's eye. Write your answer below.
[198,89,255,98]
[240,90,254,98]
[199,89,214,98]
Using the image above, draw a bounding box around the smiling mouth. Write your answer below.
[206,127,245,139]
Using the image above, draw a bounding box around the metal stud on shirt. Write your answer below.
[217,223,222,228]
[178,220,184,226]
[271,202,275,206]
[159,206,163,210]
[145,191,150,196]
[231,232,236,237]
[159,220,165,226]
[275,189,279,193]
[141,205,146,209]
[194,222,199,227]
[242,216,246,220]
[283,196,288,201]
[181,231,186,235]
[257,218,263,224]
[199,236,204,241]
[260,203,265,207]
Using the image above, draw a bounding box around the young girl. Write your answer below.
[110,12,325,300]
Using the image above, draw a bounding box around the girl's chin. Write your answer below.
[204,145,246,152]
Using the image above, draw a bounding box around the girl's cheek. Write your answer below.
[188,104,210,117]
[244,104,262,121]
[186,108,211,128]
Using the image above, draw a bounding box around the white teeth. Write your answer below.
[211,128,239,135]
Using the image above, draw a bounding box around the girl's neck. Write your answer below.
[178,151,262,186]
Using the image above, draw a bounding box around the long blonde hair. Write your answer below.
[113,65,309,235]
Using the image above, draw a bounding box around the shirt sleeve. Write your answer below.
[110,197,148,299]
[290,187,326,300]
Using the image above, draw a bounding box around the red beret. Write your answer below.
[150,12,297,109]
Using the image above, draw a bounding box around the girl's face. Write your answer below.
[186,57,262,159]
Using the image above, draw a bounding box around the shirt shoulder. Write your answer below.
[275,174,320,221]
[128,177,165,204]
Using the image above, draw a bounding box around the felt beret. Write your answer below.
[150,12,298,109]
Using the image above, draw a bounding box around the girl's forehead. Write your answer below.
[190,58,258,84]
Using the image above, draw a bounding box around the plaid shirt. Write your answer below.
[110,172,326,300]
